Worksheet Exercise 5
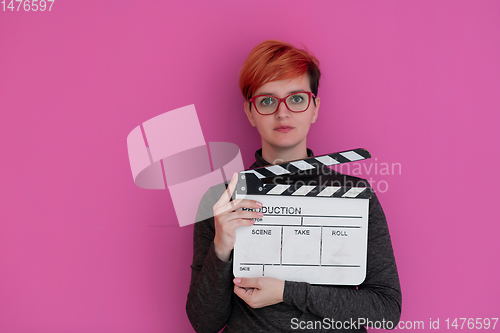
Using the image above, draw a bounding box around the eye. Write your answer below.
[260,97,276,106]
[289,94,305,104]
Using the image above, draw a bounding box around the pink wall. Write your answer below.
[1,0,499,332]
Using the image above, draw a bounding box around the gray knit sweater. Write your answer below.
[186,149,402,332]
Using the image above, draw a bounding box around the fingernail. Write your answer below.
[232,173,238,179]
[257,212,263,217]
[256,201,263,207]
[234,278,241,284]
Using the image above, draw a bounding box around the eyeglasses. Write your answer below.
[249,91,316,115]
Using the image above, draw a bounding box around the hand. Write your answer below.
[213,173,263,261]
[233,277,285,308]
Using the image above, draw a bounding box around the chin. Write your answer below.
[271,141,302,150]
[264,134,305,150]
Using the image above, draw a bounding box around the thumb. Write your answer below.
[234,277,259,288]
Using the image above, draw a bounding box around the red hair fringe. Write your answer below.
[239,40,320,101]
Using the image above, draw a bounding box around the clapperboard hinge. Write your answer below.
[236,148,373,199]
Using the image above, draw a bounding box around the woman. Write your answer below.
[186,40,401,332]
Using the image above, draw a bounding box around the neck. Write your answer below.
[261,140,309,165]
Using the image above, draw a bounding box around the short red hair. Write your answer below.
[239,40,321,101]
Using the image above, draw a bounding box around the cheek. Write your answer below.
[298,114,314,128]
[295,116,315,137]
[254,118,271,133]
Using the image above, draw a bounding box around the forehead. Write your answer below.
[254,74,310,96]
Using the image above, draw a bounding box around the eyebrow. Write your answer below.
[256,90,308,96]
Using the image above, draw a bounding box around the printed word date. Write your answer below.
[2,0,55,11]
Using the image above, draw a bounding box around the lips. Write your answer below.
[274,125,294,133]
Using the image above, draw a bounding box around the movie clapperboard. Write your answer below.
[233,148,372,285]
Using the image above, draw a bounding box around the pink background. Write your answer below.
[1,1,499,332]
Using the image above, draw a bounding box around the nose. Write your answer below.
[275,100,290,119]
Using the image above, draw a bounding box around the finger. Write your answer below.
[234,285,255,292]
[216,199,263,216]
[214,198,243,216]
[215,172,239,207]
[234,285,254,298]
[230,217,258,230]
[216,217,255,235]
[230,210,263,221]
[233,285,245,299]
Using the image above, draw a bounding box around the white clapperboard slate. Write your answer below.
[233,148,372,285]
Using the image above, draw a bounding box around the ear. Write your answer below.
[311,97,320,124]
[244,101,256,127]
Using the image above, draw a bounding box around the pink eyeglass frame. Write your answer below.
[249,91,316,115]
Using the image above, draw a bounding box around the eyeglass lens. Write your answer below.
[254,93,310,114]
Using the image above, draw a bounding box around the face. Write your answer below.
[244,74,320,155]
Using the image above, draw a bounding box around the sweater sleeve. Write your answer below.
[282,191,402,329]
[186,184,235,333]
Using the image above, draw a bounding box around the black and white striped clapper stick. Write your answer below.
[236,148,373,199]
